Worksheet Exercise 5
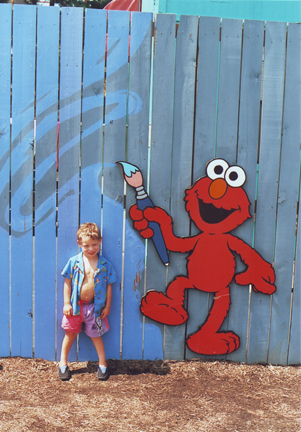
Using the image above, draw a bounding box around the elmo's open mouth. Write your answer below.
[198,199,235,224]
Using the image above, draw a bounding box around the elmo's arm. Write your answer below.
[129,205,198,253]
[227,235,276,295]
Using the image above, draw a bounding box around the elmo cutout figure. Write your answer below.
[129,159,276,355]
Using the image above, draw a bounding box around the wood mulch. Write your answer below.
[0,357,300,431]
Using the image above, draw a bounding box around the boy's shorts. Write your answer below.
[61,301,109,338]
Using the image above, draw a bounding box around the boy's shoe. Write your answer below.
[97,366,109,381]
[58,365,71,381]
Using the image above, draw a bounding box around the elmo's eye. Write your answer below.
[225,166,246,187]
[206,159,229,180]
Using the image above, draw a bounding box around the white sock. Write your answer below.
[99,364,107,373]
[60,365,67,373]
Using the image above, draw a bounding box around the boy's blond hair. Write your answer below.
[77,222,102,242]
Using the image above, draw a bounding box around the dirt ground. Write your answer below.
[0,357,300,432]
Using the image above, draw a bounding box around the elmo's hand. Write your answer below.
[129,205,154,238]
[129,205,172,239]
[235,258,276,295]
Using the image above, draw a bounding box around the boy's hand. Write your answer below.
[63,304,73,316]
[100,305,110,320]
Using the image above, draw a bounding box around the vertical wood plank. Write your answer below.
[227,20,264,363]
[122,12,153,360]
[142,13,176,360]
[193,16,220,178]
[248,21,287,364]
[57,7,83,362]
[288,203,301,365]
[268,23,301,365]
[215,18,242,164]
[165,14,198,361]
[35,6,60,360]
[186,16,221,361]
[0,4,12,357]
[78,9,107,362]
[103,10,130,360]
[10,5,36,358]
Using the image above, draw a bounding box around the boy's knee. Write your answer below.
[65,331,78,339]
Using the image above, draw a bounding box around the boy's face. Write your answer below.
[77,235,101,258]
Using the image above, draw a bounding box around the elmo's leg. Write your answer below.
[187,287,240,355]
[140,276,193,325]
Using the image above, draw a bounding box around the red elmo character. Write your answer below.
[129,159,276,355]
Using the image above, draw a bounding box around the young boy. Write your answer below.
[58,222,116,381]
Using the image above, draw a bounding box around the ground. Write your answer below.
[0,357,300,432]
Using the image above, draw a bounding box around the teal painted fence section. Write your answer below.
[142,0,301,23]
[0,5,300,365]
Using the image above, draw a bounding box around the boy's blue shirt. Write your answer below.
[61,252,117,317]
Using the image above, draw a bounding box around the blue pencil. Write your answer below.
[117,161,169,266]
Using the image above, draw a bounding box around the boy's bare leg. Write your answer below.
[60,332,78,366]
[91,336,106,366]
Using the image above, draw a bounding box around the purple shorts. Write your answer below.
[61,301,109,338]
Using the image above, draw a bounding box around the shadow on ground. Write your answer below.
[71,359,171,376]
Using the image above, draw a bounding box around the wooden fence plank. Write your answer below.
[227,19,264,363]
[10,5,36,358]
[165,15,198,360]
[288,205,301,365]
[122,12,153,360]
[57,7,83,362]
[248,21,287,364]
[0,4,12,357]
[215,18,243,164]
[193,16,220,176]
[143,13,176,360]
[78,9,107,362]
[34,6,60,360]
[103,10,130,360]
[186,16,221,361]
[268,23,301,365]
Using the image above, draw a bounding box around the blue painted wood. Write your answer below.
[216,18,242,164]
[0,4,12,357]
[34,7,60,361]
[143,14,175,360]
[123,12,153,360]
[227,20,265,363]
[78,9,107,362]
[193,16,220,178]
[57,7,83,362]
[248,21,287,364]
[288,200,301,365]
[165,15,198,361]
[143,13,176,360]
[186,16,221,361]
[103,10,130,360]
[1,11,300,364]
[10,5,36,358]
[268,23,301,365]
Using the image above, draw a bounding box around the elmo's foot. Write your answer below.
[187,330,240,355]
[140,291,188,325]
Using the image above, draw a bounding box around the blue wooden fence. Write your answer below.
[0,5,300,365]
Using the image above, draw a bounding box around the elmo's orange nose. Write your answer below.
[209,178,227,199]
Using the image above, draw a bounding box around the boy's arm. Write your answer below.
[63,278,73,316]
[100,284,112,319]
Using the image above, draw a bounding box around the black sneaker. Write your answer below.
[58,365,71,381]
[97,366,109,381]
